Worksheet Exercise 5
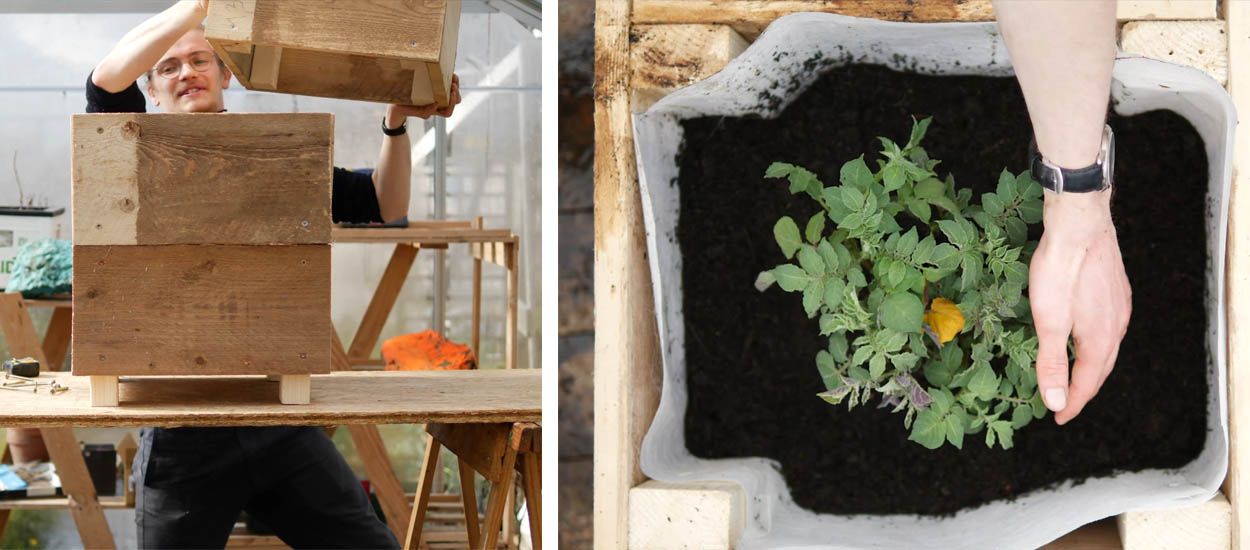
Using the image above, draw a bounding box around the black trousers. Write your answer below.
[133,426,398,549]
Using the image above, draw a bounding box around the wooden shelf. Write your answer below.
[0,495,127,510]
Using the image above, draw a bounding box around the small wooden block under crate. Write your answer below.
[72,244,332,378]
[204,0,461,107]
[71,113,332,246]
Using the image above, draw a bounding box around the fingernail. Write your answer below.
[1044,388,1067,412]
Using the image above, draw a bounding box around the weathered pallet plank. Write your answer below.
[1223,0,1249,547]
[629,24,749,112]
[1120,19,1228,85]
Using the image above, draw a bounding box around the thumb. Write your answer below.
[1034,328,1071,412]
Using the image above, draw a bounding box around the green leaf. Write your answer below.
[912,236,936,265]
[887,261,907,289]
[803,279,824,317]
[1004,261,1028,286]
[823,278,845,310]
[816,350,837,383]
[1017,200,1043,224]
[829,332,849,362]
[878,292,924,333]
[892,352,919,371]
[774,217,802,259]
[930,243,961,269]
[1011,404,1032,429]
[906,199,932,223]
[929,195,962,217]
[929,387,955,414]
[805,213,826,244]
[1018,172,1044,200]
[924,360,954,387]
[819,314,838,336]
[848,365,871,383]
[945,412,965,449]
[869,354,887,379]
[817,240,840,271]
[983,193,1005,217]
[882,164,905,192]
[897,228,919,257]
[967,363,1000,400]
[852,345,874,367]
[842,187,867,211]
[938,219,970,248]
[908,409,946,450]
[847,268,867,288]
[991,420,1014,450]
[913,178,945,200]
[1004,217,1027,246]
[907,117,932,151]
[985,424,997,448]
[1031,390,1048,419]
[764,162,792,179]
[772,264,811,292]
[798,245,825,277]
[840,156,874,189]
[839,212,864,231]
[997,170,1018,203]
[754,271,776,292]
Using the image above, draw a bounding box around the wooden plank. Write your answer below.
[348,425,411,541]
[630,24,749,112]
[248,0,451,62]
[71,113,332,246]
[628,480,745,550]
[459,458,481,549]
[0,495,129,511]
[427,423,511,482]
[472,218,483,359]
[480,425,522,550]
[332,227,515,244]
[593,0,663,548]
[505,242,517,371]
[250,44,282,90]
[348,244,418,359]
[42,306,72,371]
[1043,518,1122,549]
[0,370,539,427]
[632,0,996,39]
[519,449,540,550]
[21,298,71,309]
[1120,20,1227,86]
[72,244,331,376]
[1116,493,1230,549]
[90,376,119,407]
[203,0,255,42]
[430,0,461,107]
[1118,0,1217,20]
[1226,1,1249,548]
[404,434,442,550]
[43,427,114,548]
[0,293,48,364]
[277,374,309,405]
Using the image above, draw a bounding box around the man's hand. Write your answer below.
[388,74,462,121]
[1029,191,1131,425]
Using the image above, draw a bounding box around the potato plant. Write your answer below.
[756,118,1046,450]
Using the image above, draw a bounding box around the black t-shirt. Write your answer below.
[84,73,384,224]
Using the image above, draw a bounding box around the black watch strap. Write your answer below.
[382,117,407,136]
[1029,154,1106,193]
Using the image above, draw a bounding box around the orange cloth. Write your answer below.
[381,330,476,371]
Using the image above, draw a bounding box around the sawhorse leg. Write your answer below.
[0,294,114,548]
[406,422,539,550]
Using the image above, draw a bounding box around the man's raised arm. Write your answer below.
[91,0,207,92]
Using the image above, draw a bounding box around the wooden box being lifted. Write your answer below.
[204,0,461,107]
[70,113,334,406]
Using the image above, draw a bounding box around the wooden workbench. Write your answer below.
[0,370,539,428]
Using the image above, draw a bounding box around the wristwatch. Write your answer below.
[382,117,407,137]
[1028,124,1114,194]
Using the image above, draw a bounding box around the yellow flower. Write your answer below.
[923,297,964,345]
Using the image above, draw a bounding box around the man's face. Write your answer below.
[146,29,230,113]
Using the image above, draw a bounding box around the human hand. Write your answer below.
[388,74,462,121]
[1028,191,1131,425]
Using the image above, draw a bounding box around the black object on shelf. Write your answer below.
[82,444,117,497]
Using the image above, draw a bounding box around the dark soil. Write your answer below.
[677,64,1210,515]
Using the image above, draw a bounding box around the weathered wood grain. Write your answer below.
[72,244,331,376]
[630,24,749,112]
[1225,0,1249,547]
[72,113,332,246]
[1121,20,1228,86]
[1117,493,1231,550]
[331,227,515,244]
[205,0,460,106]
[0,370,539,427]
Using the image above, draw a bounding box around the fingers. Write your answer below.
[1054,338,1109,425]
[1034,327,1071,412]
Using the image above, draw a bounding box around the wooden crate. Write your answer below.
[204,0,461,107]
[71,113,334,406]
[594,0,1240,548]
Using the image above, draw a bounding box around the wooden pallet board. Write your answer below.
[72,244,331,376]
[0,370,538,427]
[1224,0,1249,547]
[71,113,332,246]
[205,0,460,106]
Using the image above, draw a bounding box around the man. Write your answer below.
[996,0,1131,426]
[85,1,461,547]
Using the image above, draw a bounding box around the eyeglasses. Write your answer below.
[152,51,217,80]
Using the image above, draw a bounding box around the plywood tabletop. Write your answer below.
[0,370,539,428]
